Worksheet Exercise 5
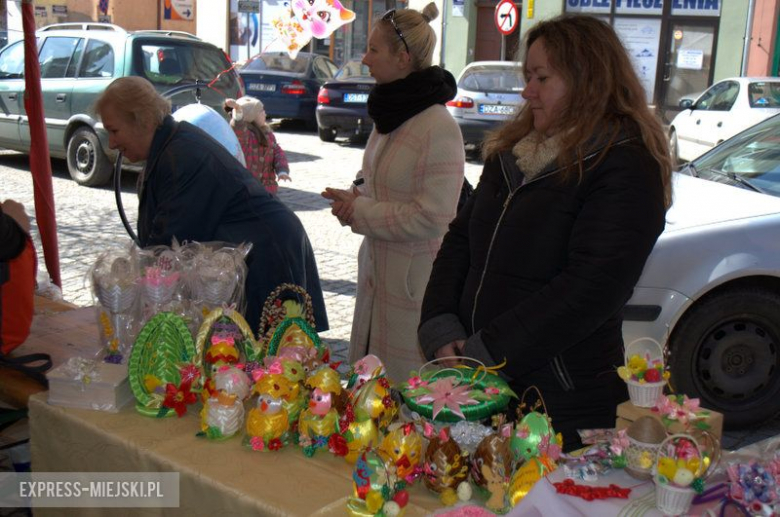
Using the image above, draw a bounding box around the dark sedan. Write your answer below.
[315,60,375,142]
[239,52,338,128]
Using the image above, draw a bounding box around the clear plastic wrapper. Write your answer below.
[186,241,250,321]
[90,245,141,363]
[47,356,132,413]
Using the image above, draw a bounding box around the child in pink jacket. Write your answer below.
[224,96,290,195]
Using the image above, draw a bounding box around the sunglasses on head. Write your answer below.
[382,9,410,54]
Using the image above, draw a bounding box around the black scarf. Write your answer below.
[368,66,457,134]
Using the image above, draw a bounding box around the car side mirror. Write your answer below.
[679,98,694,109]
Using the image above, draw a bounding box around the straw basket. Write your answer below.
[624,337,666,408]
[654,433,702,516]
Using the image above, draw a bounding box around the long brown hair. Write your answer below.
[482,15,672,208]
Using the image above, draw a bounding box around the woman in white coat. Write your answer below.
[322,2,465,383]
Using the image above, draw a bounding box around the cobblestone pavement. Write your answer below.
[2,122,778,450]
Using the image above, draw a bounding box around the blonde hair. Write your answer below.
[482,15,672,208]
[378,2,439,70]
[94,76,171,129]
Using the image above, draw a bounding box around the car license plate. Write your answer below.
[479,104,515,115]
[344,93,368,103]
[248,83,276,92]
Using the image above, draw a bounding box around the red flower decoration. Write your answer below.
[268,438,283,451]
[378,378,390,389]
[163,380,197,417]
[382,395,393,408]
[328,434,348,457]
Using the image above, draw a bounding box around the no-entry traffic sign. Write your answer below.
[495,0,518,36]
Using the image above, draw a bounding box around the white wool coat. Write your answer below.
[347,104,465,383]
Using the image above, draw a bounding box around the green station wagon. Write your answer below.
[0,23,244,186]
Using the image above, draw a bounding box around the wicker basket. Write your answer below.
[655,482,695,516]
[624,337,666,407]
[625,435,662,480]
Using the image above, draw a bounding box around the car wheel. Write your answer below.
[668,288,780,427]
[669,129,679,166]
[318,126,336,142]
[67,126,113,187]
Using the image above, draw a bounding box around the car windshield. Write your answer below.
[692,114,780,198]
[459,66,523,93]
[244,53,310,73]
[336,61,370,79]
[748,81,780,108]
[138,41,238,91]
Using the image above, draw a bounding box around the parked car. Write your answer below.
[239,51,338,129]
[315,60,375,142]
[0,22,243,187]
[669,77,780,164]
[623,113,780,426]
[446,61,524,149]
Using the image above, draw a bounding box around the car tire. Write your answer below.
[668,287,780,427]
[669,129,679,166]
[67,126,113,187]
[318,126,336,142]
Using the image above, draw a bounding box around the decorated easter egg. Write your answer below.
[511,412,555,462]
[353,377,398,431]
[379,423,423,480]
[352,449,392,500]
[673,468,695,487]
[471,432,513,490]
[423,432,469,493]
[508,455,556,506]
[344,418,380,464]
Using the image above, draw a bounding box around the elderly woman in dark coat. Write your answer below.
[95,76,328,334]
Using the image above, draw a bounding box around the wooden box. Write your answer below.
[47,357,132,413]
[615,400,724,440]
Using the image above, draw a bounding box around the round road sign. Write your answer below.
[495,0,518,36]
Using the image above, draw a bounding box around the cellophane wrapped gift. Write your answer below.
[186,242,250,322]
[47,357,132,412]
[90,245,141,364]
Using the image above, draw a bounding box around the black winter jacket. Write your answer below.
[139,116,328,333]
[418,131,666,392]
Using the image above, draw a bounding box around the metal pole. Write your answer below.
[246,12,250,61]
[439,0,447,68]
[741,0,756,76]
[500,35,506,60]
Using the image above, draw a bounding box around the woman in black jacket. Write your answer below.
[418,15,672,451]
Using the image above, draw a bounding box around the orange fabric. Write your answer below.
[1,238,36,353]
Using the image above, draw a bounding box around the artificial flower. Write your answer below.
[609,428,630,456]
[407,376,427,389]
[162,381,197,417]
[484,387,500,396]
[179,364,201,384]
[268,438,283,451]
[328,434,348,456]
[250,436,264,451]
[415,377,478,419]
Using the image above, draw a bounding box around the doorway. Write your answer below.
[657,20,717,122]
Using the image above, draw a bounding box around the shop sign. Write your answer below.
[52,5,68,17]
[615,0,662,16]
[238,0,260,14]
[671,0,720,17]
[164,0,194,20]
[565,0,611,15]
[34,5,47,17]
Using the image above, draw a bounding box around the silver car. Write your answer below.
[446,61,524,150]
[624,113,780,426]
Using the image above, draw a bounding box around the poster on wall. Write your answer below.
[230,0,289,62]
[614,17,661,104]
[164,0,194,21]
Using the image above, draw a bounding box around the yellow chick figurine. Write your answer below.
[657,457,678,481]
[244,373,294,451]
[298,366,342,452]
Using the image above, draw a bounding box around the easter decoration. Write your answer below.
[401,357,516,423]
[422,424,470,504]
[379,422,424,484]
[507,454,557,507]
[298,365,342,456]
[199,365,252,440]
[727,458,780,513]
[137,246,183,323]
[128,312,202,417]
[653,433,712,516]
[618,337,669,408]
[268,353,308,430]
[189,244,249,318]
[244,359,295,451]
[196,305,261,401]
[471,419,514,513]
[261,284,329,373]
[624,416,667,480]
[347,354,386,393]
[510,387,562,464]
[91,248,141,363]
[347,447,409,517]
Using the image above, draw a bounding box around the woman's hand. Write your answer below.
[277,172,291,183]
[434,340,465,367]
[322,187,358,225]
